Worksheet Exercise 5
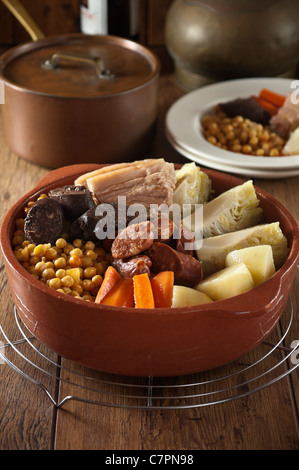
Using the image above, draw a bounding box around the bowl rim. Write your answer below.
[1,163,299,317]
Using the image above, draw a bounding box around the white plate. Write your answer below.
[166,77,299,171]
[167,129,299,179]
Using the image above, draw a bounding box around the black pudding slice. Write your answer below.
[48,185,95,222]
[24,198,64,245]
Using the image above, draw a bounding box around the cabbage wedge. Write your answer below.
[196,222,289,277]
[183,180,263,238]
[173,162,212,209]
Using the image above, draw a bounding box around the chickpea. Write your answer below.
[48,278,62,290]
[13,233,25,246]
[208,122,219,135]
[69,290,81,298]
[61,275,74,288]
[42,268,56,280]
[95,262,106,276]
[29,255,41,266]
[84,267,97,279]
[225,131,235,141]
[73,239,83,248]
[92,275,103,287]
[54,257,67,269]
[82,279,95,292]
[69,255,82,268]
[81,256,94,268]
[56,269,66,279]
[207,135,217,145]
[63,243,74,255]
[15,218,25,230]
[249,136,259,147]
[242,144,252,154]
[56,238,67,249]
[270,148,279,156]
[85,241,96,251]
[72,284,84,295]
[45,247,57,260]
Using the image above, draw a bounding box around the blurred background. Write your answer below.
[0,0,174,72]
[1,0,299,92]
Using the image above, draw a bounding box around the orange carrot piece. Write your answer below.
[251,95,278,116]
[133,273,155,309]
[151,271,174,308]
[259,89,286,108]
[95,266,121,304]
[100,278,134,307]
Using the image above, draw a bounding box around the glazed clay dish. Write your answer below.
[1,162,299,377]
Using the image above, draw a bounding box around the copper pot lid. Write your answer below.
[0,34,160,98]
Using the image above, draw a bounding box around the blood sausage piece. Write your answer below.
[147,242,202,287]
[24,198,64,245]
[111,221,154,259]
[69,202,149,243]
[219,97,270,126]
[112,255,152,278]
[48,185,95,222]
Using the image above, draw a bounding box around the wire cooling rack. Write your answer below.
[0,269,298,410]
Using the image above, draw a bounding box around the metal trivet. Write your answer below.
[0,270,298,410]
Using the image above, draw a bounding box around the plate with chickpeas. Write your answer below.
[166,77,299,178]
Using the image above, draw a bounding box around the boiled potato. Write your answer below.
[225,245,275,286]
[196,222,289,277]
[195,263,254,301]
[172,285,213,308]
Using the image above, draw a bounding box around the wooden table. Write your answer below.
[0,73,298,451]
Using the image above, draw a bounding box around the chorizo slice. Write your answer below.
[111,221,154,259]
[175,224,195,255]
[112,255,152,278]
[147,242,202,287]
[151,216,176,243]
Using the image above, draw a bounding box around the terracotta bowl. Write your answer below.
[1,163,299,377]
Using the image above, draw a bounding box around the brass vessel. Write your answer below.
[165,0,299,90]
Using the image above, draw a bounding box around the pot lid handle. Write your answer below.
[1,0,45,41]
[42,51,115,80]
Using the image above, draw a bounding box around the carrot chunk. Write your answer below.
[133,273,155,309]
[100,278,134,307]
[259,89,286,108]
[95,266,121,304]
[151,271,174,308]
[251,95,278,116]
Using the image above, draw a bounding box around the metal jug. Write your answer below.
[165,0,299,90]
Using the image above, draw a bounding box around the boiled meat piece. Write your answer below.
[270,93,299,138]
[75,159,176,207]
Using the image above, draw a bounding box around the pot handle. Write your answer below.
[42,51,115,80]
[1,0,45,41]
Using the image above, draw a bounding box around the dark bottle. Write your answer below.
[80,0,140,40]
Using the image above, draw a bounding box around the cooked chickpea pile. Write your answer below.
[12,198,111,302]
[201,112,287,157]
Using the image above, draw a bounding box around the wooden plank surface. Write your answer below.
[0,74,298,451]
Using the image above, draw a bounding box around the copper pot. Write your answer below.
[0,0,160,168]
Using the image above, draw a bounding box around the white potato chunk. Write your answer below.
[195,263,254,301]
[196,222,289,277]
[172,285,213,308]
[225,245,275,286]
